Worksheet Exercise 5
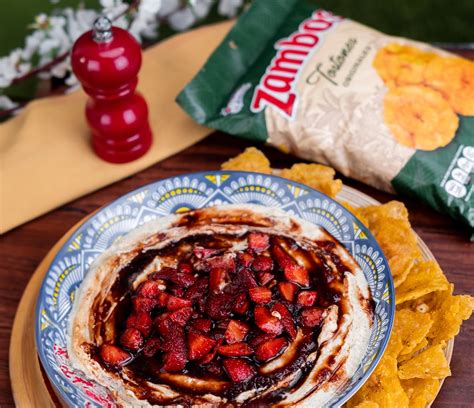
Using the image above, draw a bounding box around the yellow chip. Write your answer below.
[398,344,451,380]
[383,85,459,151]
[427,291,474,345]
[373,43,437,87]
[401,378,440,408]
[392,309,433,355]
[395,261,449,304]
[385,330,403,358]
[353,402,380,408]
[279,163,342,198]
[424,56,474,116]
[360,201,410,223]
[346,355,409,408]
[397,338,428,364]
[221,147,272,174]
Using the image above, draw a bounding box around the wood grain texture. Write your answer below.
[1,132,473,407]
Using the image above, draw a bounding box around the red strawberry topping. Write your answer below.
[188,331,217,361]
[300,307,325,328]
[133,296,158,314]
[257,271,275,286]
[225,320,249,344]
[178,261,193,274]
[255,337,288,361]
[218,342,253,357]
[278,282,298,302]
[191,318,212,333]
[237,251,254,268]
[99,344,131,367]
[297,291,318,307]
[126,312,152,337]
[252,255,273,272]
[272,244,310,287]
[249,287,272,304]
[271,302,297,340]
[142,338,161,358]
[120,328,144,351]
[232,293,249,315]
[248,232,270,252]
[223,359,256,383]
[138,280,162,298]
[254,306,283,335]
[209,267,229,293]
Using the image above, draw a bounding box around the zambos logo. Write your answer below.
[250,9,341,119]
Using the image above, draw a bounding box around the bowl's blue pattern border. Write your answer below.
[35,171,395,407]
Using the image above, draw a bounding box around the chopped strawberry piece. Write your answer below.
[166,295,192,311]
[225,320,249,344]
[272,245,310,287]
[205,293,233,320]
[237,251,254,268]
[120,328,144,351]
[170,273,197,288]
[232,293,249,315]
[255,337,288,361]
[271,302,297,340]
[207,254,236,272]
[200,338,223,365]
[257,271,275,286]
[278,282,298,302]
[240,268,258,288]
[99,344,131,367]
[157,292,170,307]
[155,314,172,336]
[297,291,318,307]
[126,312,152,337]
[252,255,273,272]
[152,266,177,280]
[170,285,185,298]
[249,287,272,304]
[217,342,253,357]
[209,267,229,293]
[248,232,270,253]
[162,324,187,372]
[300,307,325,328]
[142,337,161,358]
[133,296,158,314]
[223,359,256,383]
[193,247,221,259]
[254,306,283,335]
[138,280,162,298]
[184,278,208,304]
[168,306,193,326]
[249,333,276,348]
[188,331,217,361]
[178,261,193,274]
[191,318,212,333]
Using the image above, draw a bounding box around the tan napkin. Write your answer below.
[0,21,233,234]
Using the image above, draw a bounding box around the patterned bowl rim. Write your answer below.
[35,170,395,407]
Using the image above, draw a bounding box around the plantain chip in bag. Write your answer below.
[177,0,474,232]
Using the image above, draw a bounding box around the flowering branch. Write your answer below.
[0,0,246,116]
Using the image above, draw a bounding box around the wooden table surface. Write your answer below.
[0,132,473,407]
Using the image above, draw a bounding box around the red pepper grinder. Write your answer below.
[71,16,152,163]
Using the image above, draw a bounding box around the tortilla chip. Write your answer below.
[391,309,433,355]
[400,378,440,408]
[395,261,449,304]
[353,402,380,408]
[346,355,409,408]
[397,338,428,364]
[385,330,403,359]
[221,147,272,174]
[427,291,474,345]
[279,163,342,198]
[360,201,410,223]
[398,344,451,379]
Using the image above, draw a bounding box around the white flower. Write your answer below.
[218,0,243,17]
[189,0,213,18]
[159,0,180,17]
[140,0,162,15]
[168,7,196,31]
[0,95,18,110]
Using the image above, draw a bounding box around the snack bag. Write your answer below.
[177,0,474,231]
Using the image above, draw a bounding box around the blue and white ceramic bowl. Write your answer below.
[35,171,395,407]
